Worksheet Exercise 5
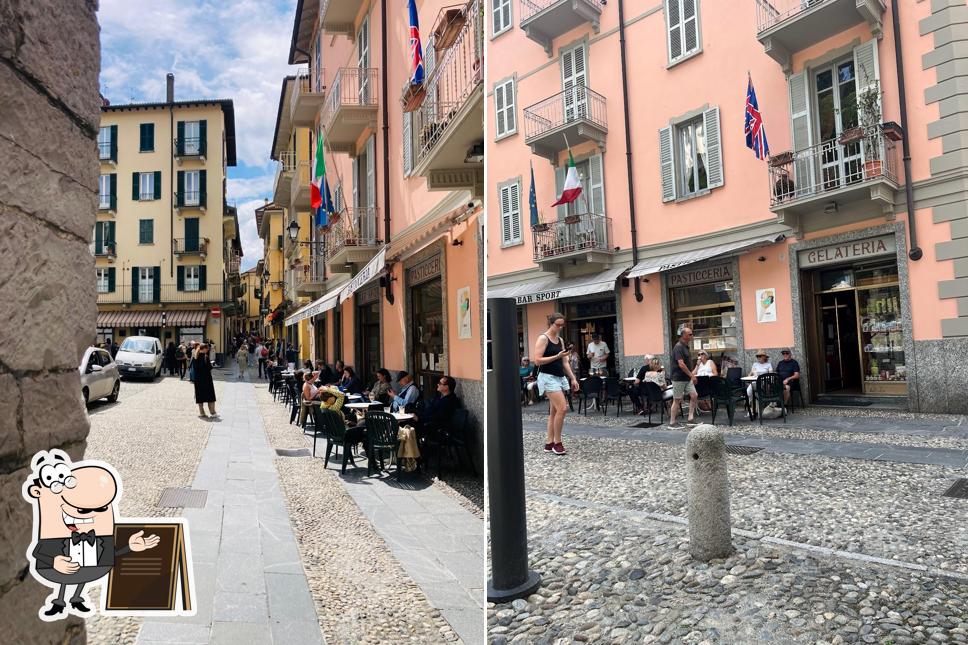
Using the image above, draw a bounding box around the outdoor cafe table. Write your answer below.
[741,376,759,419]
[344,402,374,411]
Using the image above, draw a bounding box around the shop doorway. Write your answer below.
[313,315,327,362]
[818,292,861,393]
[356,297,381,385]
[563,298,616,377]
[411,278,444,398]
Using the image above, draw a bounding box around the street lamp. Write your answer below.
[287,219,300,243]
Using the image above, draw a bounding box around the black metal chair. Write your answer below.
[578,376,603,415]
[755,373,787,424]
[364,411,402,480]
[315,408,359,473]
[424,408,478,476]
[725,367,753,420]
[710,376,748,427]
[788,379,806,410]
[641,382,669,425]
[602,377,627,416]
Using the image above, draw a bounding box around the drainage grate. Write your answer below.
[275,448,311,458]
[157,488,208,509]
[725,445,764,456]
[943,478,968,499]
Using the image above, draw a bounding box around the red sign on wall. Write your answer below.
[210,306,221,318]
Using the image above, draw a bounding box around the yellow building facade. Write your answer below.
[95,82,240,359]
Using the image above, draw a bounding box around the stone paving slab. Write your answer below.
[136,381,324,645]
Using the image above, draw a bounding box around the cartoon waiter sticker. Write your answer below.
[22,449,192,621]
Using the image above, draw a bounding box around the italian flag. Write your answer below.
[551,150,582,207]
[310,134,326,210]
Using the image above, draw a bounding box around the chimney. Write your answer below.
[166,73,174,103]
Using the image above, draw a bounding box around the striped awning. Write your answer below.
[97,310,208,327]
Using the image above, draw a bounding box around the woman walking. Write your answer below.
[175,341,188,380]
[193,343,217,417]
[533,312,579,456]
[235,343,249,380]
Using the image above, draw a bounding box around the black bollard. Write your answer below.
[486,297,541,602]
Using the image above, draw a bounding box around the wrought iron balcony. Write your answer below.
[174,191,207,213]
[755,0,885,72]
[293,246,327,296]
[98,141,117,163]
[173,237,210,257]
[410,0,484,193]
[532,213,612,270]
[96,283,228,305]
[94,242,117,259]
[226,256,241,276]
[321,67,379,151]
[98,194,117,213]
[291,160,312,210]
[291,69,326,127]
[273,151,296,206]
[324,207,381,273]
[520,0,602,56]
[523,85,607,163]
[319,0,364,37]
[173,136,207,161]
[767,124,899,224]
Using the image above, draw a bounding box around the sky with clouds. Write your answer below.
[98,0,299,271]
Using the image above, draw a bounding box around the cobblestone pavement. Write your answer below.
[488,420,968,644]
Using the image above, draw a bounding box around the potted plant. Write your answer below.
[433,6,466,51]
[768,150,794,167]
[564,214,581,225]
[881,120,903,142]
[401,83,426,112]
[531,222,550,232]
[856,77,884,179]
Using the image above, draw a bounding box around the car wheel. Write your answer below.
[82,387,89,406]
[107,380,120,402]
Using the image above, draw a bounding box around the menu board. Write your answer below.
[105,523,192,612]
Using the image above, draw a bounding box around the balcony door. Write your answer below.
[357,16,370,104]
[815,60,862,191]
[139,267,154,303]
[561,43,587,124]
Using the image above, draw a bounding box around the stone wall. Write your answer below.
[0,0,101,642]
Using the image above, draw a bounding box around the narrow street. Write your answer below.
[83,368,484,645]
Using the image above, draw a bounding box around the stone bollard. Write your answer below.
[685,424,733,561]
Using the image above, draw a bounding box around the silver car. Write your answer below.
[80,346,121,405]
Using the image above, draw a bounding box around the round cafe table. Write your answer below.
[344,402,373,411]
[392,412,415,421]
[741,376,758,419]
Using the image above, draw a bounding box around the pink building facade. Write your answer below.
[487,0,968,412]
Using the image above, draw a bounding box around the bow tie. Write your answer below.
[70,531,97,546]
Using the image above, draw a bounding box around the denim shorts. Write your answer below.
[536,372,569,396]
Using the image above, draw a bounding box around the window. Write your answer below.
[139,219,154,244]
[492,0,511,37]
[658,106,722,202]
[185,171,200,205]
[96,268,110,293]
[185,266,200,292]
[184,121,200,155]
[98,127,111,160]
[139,123,154,152]
[139,267,153,303]
[99,175,112,209]
[499,180,522,246]
[139,172,154,201]
[666,0,701,64]
[494,78,516,139]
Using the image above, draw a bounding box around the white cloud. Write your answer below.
[228,174,276,201]
[237,198,269,271]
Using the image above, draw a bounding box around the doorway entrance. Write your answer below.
[563,297,617,377]
[411,277,444,399]
[818,292,861,393]
[356,296,381,385]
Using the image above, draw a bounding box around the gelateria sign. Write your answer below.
[799,235,896,269]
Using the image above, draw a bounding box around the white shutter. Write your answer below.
[853,39,881,123]
[505,80,516,134]
[659,126,676,202]
[510,181,521,242]
[667,0,682,61]
[366,135,375,209]
[426,35,436,78]
[683,0,698,55]
[703,106,723,189]
[589,154,605,213]
[788,70,814,194]
[495,83,506,137]
[561,44,587,122]
[351,157,359,207]
[500,184,512,244]
[403,112,412,176]
[555,166,567,218]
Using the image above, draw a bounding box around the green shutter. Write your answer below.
[107,221,116,246]
[109,173,117,200]
[199,170,207,207]
[131,268,139,303]
[177,266,184,291]
[153,267,161,302]
[139,124,147,151]
[153,171,161,199]
[132,172,139,200]
[177,171,184,206]
[109,125,118,162]
[176,121,185,155]
[108,267,115,292]
[199,264,207,290]
[199,120,207,156]
[94,223,103,254]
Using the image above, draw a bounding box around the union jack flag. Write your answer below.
[745,73,769,160]
[408,0,424,86]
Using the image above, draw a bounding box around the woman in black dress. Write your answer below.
[193,343,217,417]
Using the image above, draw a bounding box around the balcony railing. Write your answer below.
[412,0,484,169]
[98,141,116,162]
[226,257,241,275]
[532,213,611,262]
[291,160,312,209]
[767,125,898,208]
[291,69,326,126]
[175,191,207,210]
[172,237,210,256]
[293,246,327,295]
[523,85,607,161]
[98,194,117,212]
[96,283,227,305]
[324,207,381,260]
[321,67,379,146]
[94,242,117,258]
[520,0,602,55]
[273,151,296,204]
[174,136,207,159]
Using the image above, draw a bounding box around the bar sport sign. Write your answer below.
[515,290,561,305]
[799,234,896,268]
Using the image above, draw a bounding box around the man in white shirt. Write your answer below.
[586,334,610,376]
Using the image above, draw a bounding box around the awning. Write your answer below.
[285,290,340,326]
[488,266,628,305]
[338,246,387,303]
[627,234,786,278]
[96,310,208,327]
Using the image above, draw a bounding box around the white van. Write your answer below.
[114,336,163,379]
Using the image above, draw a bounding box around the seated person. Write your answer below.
[775,349,801,404]
[389,371,420,412]
[314,360,335,386]
[519,357,538,405]
[415,375,461,439]
[302,359,314,373]
[635,357,673,415]
[317,387,366,450]
[366,368,392,405]
[693,350,718,411]
[332,360,346,384]
[628,355,652,414]
[341,366,364,395]
[747,351,774,398]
